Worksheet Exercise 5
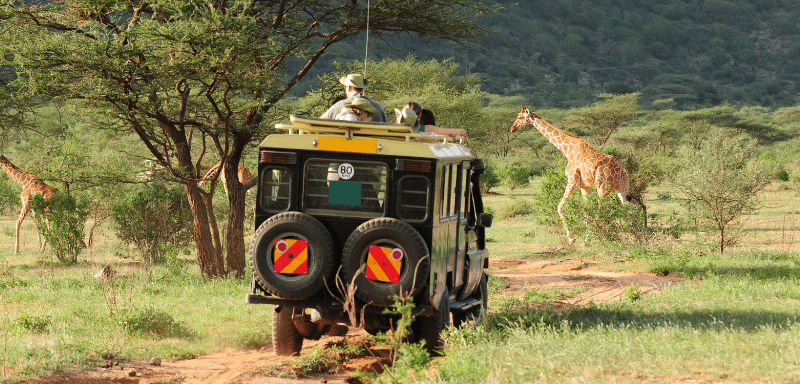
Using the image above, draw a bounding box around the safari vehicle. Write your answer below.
[246,115,492,356]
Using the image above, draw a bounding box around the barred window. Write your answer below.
[260,168,291,212]
[397,176,430,222]
[304,159,387,218]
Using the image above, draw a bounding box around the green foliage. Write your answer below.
[495,162,531,190]
[671,129,772,253]
[13,314,51,333]
[31,193,89,263]
[109,182,193,263]
[355,295,431,383]
[116,307,193,339]
[776,169,789,181]
[498,198,533,219]
[532,167,646,244]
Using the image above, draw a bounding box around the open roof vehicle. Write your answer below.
[246,115,492,355]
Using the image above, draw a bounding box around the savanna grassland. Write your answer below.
[1,177,799,383]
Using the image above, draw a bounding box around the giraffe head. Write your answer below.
[510,107,542,133]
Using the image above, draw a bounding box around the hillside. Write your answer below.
[298,0,800,110]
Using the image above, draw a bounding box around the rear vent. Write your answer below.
[396,159,432,173]
[260,151,297,164]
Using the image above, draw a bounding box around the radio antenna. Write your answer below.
[364,0,370,74]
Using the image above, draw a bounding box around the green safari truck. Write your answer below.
[246,115,492,355]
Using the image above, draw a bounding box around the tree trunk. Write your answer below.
[222,129,254,278]
[226,183,247,277]
[185,180,225,278]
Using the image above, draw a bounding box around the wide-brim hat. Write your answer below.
[395,108,420,131]
[344,97,378,116]
[339,73,369,89]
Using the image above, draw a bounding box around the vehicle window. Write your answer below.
[261,168,291,212]
[440,164,451,220]
[460,165,469,220]
[398,176,430,222]
[304,159,387,218]
[450,164,459,218]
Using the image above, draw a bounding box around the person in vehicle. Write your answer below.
[321,74,387,122]
[335,97,379,122]
[396,103,467,140]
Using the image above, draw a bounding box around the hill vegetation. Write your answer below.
[300,0,800,110]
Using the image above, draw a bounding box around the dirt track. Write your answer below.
[21,258,681,384]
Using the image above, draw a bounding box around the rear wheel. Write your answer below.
[453,273,487,327]
[341,218,429,307]
[272,306,303,356]
[249,212,335,299]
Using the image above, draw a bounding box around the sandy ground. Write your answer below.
[19,258,681,384]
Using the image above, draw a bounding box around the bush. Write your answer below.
[532,168,645,244]
[480,162,501,194]
[776,169,789,181]
[31,192,89,263]
[117,307,193,339]
[496,162,530,189]
[109,182,193,263]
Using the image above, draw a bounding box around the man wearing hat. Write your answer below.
[321,73,387,122]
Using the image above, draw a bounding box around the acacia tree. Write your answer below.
[0,0,496,278]
[672,129,771,254]
[568,92,642,149]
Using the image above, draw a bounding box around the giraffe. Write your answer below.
[0,155,59,254]
[198,162,254,194]
[510,107,631,244]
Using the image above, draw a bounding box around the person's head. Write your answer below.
[344,97,377,121]
[339,74,368,97]
[403,101,422,116]
[394,107,420,131]
[419,109,436,126]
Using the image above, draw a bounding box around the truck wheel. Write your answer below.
[453,273,487,327]
[249,212,335,299]
[272,306,303,356]
[412,288,450,354]
[341,218,430,307]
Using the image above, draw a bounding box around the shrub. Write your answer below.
[496,162,530,189]
[31,192,89,263]
[532,168,645,244]
[13,314,51,333]
[117,307,193,339]
[499,198,533,219]
[109,182,193,263]
[776,169,789,181]
[480,162,501,194]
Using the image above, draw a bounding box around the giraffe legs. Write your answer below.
[15,206,28,255]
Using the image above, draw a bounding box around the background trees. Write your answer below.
[0,0,497,278]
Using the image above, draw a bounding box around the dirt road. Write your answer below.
[22,258,681,384]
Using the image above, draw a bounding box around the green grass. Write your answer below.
[436,250,800,383]
[1,179,800,382]
[0,252,271,380]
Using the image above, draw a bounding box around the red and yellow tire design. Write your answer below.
[274,239,308,274]
[364,245,402,283]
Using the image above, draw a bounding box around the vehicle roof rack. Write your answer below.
[275,115,461,144]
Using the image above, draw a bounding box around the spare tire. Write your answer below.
[249,212,335,299]
[341,218,429,306]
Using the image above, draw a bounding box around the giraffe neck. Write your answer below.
[0,155,35,187]
[529,117,584,157]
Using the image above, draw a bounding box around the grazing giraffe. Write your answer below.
[510,107,631,243]
[198,162,254,194]
[0,155,59,254]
